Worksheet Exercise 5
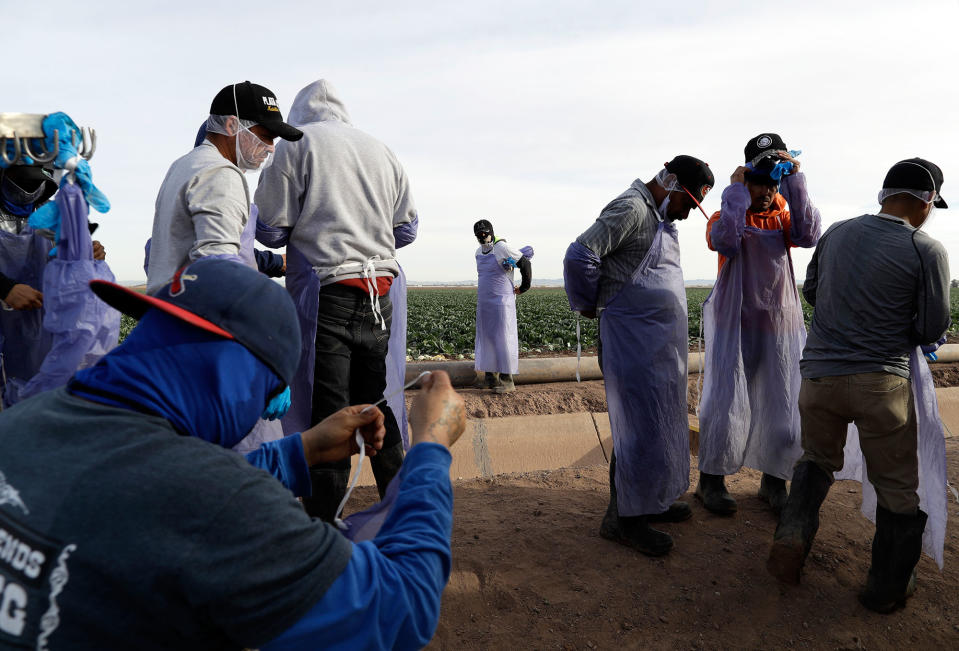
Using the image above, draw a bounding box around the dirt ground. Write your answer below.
[376,361,959,649]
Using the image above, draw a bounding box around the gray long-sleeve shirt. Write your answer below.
[575,179,660,309]
[800,213,951,379]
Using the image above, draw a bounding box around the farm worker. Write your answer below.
[0,257,466,649]
[254,79,418,522]
[0,164,108,405]
[767,159,951,613]
[145,81,303,294]
[472,219,533,393]
[696,133,821,515]
[563,155,714,556]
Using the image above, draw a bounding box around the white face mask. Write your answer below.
[235,124,275,172]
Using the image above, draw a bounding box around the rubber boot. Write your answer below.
[647,501,693,523]
[473,372,497,389]
[370,442,405,499]
[858,507,927,613]
[758,473,789,515]
[599,453,674,556]
[766,460,833,584]
[695,472,737,515]
[494,373,516,394]
[302,467,351,523]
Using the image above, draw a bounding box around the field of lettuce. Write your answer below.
[118,287,959,357]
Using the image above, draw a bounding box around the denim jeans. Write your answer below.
[310,283,402,470]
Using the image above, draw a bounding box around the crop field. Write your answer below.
[118,287,959,357]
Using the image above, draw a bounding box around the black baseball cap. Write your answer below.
[90,258,302,385]
[744,133,787,166]
[473,219,493,235]
[882,158,947,208]
[210,81,303,142]
[664,155,714,219]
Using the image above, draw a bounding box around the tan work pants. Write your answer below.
[798,372,919,515]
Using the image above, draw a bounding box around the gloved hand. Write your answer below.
[921,336,948,361]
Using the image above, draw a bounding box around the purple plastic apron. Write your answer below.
[601,220,690,516]
[474,250,519,375]
[3,183,119,406]
[280,244,323,435]
[835,351,948,567]
[698,224,806,479]
[384,264,410,449]
[0,228,54,405]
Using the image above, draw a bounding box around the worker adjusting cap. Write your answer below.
[210,81,304,142]
[883,158,947,208]
[664,155,714,203]
[90,259,302,386]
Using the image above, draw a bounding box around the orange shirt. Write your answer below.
[706,193,792,273]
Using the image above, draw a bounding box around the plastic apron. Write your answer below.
[601,220,690,516]
[835,351,948,567]
[384,265,410,449]
[697,224,806,479]
[474,251,518,375]
[0,227,54,404]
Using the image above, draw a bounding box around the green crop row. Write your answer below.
[117,287,958,355]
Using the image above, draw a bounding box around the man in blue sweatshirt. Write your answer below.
[0,258,464,650]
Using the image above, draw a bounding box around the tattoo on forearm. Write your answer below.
[421,398,464,444]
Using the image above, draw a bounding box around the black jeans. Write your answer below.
[311,284,402,470]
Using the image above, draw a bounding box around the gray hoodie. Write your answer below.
[254,80,417,284]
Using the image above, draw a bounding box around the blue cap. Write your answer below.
[91,258,301,385]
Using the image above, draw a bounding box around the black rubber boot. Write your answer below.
[758,473,789,515]
[766,461,833,584]
[858,507,927,613]
[302,467,351,523]
[647,501,693,523]
[599,453,674,556]
[370,442,405,499]
[695,472,737,515]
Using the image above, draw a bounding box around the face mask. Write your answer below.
[235,124,275,172]
[1,172,46,206]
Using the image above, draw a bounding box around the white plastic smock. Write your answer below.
[601,220,690,516]
[698,223,805,479]
[474,247,519,375]
[835,350,948,567]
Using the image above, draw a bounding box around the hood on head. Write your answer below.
[288,79,352,127]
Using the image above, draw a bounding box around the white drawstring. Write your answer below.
[334,371,432,530]
[362,257,386,331]
[575,315,582,383]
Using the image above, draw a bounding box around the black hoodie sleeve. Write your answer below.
[516,256,532,294]
[0,271,17,302]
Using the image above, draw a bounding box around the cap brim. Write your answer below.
[261,120,303,142]
[89,280,235,340]
[934,195,948,209]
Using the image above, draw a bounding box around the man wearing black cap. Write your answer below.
[0,258,466,649]
[767,158,951,613]
[563,156,714,556]
[696,133,821,517]
[146,81,303,294]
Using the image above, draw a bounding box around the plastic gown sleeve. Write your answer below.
[779,172,821,247]
[262,443,454,651]
[244,433,312,497]
[393,215,419,249]
[706,184,750,258]
[563,241,601,312]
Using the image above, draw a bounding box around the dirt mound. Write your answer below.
[347,439,959,649]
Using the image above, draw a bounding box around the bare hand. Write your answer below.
[409,371,466,449]
[300,405,386,465]
[731,166,749,185]
[514,286,521,295]
[3,284,43,310]
[93,240,106,261]
[776,150,800,173]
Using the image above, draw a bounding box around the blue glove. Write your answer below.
[921,336,947,361]
[262,386,292,420]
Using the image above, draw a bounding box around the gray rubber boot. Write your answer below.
[858,507,927,613]
[370,442,405,499]
[766,460,833,584]
[494,373,516,394]
[302,467,351,523]
[473,372,497,389]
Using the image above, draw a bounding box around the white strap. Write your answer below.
[333,371,432,529]
[362,257,386,331]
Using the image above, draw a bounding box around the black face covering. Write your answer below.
[473,219,494,244]
[0,167,55,206]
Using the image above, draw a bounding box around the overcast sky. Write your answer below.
[9,0,958,283]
